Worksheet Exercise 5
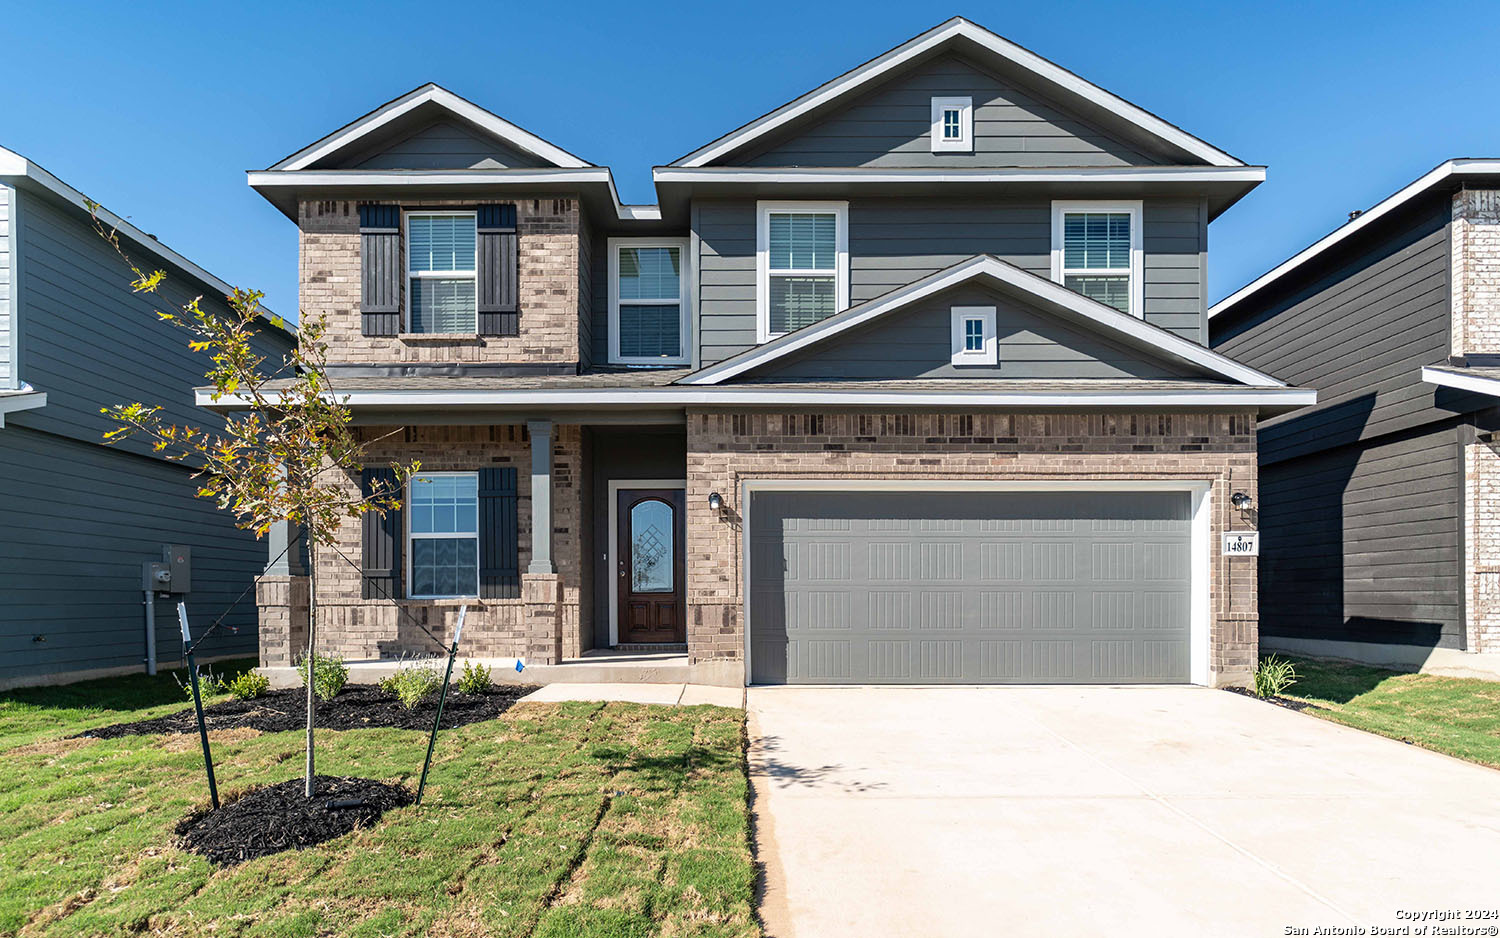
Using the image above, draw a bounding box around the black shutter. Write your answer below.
[477,204,518,336]
[360,467,403,599]
[478,467,520,598]
[359,204,401,336]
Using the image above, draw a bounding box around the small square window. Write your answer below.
[951,306,997,366]
[930,96,972,153]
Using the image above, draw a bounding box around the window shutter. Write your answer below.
[360,467,403,599]
[476,204,519,336]
[478,467,520,598]
[359,204,401,336]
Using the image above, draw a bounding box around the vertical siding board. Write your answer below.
[479,467,519,599]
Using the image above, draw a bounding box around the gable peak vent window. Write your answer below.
[1050,201,1143,318]
[950,306,997,366]
[930,96,972,153]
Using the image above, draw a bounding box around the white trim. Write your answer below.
[270,84,591,171]
[1421,365,1500,397]
[406,470,481,600]
[686,254,1289,387]
[1211,159,1500,319]
[0,387,46,428]
[949,305,996,365]
[606,478,687,646]
[930,96,973,153]
[756,201,850,343]
[672,17,1244,168]
[653,166,1265,186]
[607,237,691,366]
[404,210,478,334]
[1050,200,1144,319]
[738,478,1214,687]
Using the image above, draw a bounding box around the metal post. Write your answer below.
[178,602,219,810]
[143,590,157,676]
[416,605,466,807]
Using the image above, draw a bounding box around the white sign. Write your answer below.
[1223,532,1259,557]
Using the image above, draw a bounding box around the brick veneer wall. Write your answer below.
[1451,189,1500,360]
[298,198,581,366]
[1464,439,1500,653]
[685,410,1261,686]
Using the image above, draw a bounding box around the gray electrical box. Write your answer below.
[143,561,172,592]
[165,545,191,594]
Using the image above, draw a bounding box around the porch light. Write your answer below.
[1231,492,1253,510]
[708,492,723,511]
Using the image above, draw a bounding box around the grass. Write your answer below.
[1278,655,1500,768]
[0,666,757,937]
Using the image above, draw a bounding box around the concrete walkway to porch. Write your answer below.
[257,649,740,689]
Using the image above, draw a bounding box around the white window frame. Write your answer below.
[930,96,973,153]
[950,305,997,366]
[608,237,691,366]
[756,200,849,343]
[404,210,478,334]
[1050,200,1144,319]
[406,470,480,600]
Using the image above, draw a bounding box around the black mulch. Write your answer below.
[177,775,414,866]
[1223,686,1320,712]
[74,683,540,739]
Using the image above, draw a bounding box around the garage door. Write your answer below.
[749,491,1192,684]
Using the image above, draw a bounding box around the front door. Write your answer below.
[617,488,686,643]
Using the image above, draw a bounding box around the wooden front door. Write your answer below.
[617,488,686,644]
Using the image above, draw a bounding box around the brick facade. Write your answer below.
[298,197,582,366]
[685,410,1261,686]
[1451,189,1500,360]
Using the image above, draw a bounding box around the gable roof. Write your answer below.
[680,255,1288,388]
[670,17,1245,169]
[267,83,593,171]
[1210,158,1500,321]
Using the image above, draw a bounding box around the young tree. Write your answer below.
[88,205,416,799]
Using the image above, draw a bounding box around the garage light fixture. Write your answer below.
[708,492,723,511]
[1231,492,1253,510]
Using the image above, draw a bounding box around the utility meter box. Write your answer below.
[165,545,191,594]
[143,561,172,593]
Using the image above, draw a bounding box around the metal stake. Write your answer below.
[416,605,466,806]
[178,602,219,810]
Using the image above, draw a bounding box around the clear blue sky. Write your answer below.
[4,0,1496,319]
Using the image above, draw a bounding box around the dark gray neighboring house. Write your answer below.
[1210,159,1500,676]
[0,145,296,689]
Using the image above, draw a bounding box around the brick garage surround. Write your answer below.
[685,410,1261,686]
[255,424,587,665]
[298,197,581,365]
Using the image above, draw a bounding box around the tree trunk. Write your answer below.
[304,533,317,798]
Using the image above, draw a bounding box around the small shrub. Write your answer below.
[176,666,227,699]
[1253,655,1299,699]
[227,671,271,700]
[380,661,444,710]
[457,661,492,695]
[298,651,349,702]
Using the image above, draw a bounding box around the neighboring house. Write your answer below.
[1211,159,1500,675]
[234,17,1311,688]
[0,146,296,690]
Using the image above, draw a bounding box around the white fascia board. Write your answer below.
[672,18,1245,169]
[270,84,591,171]
[682,255,1287,388]
[652,166,1266,186]
[1211,159,1500,319]
[0,386,47,428]
[1421,365,1500,397]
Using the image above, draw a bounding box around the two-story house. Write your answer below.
[236,17,1312,688]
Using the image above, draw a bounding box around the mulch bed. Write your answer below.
[75,683,540,739]
[1223,686,1320,712]
[177,775,414,866]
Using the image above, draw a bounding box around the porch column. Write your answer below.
[528,419,554,574]
[265,520,306,576]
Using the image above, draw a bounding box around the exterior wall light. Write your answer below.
[708,492,723,511]
[1231,492,1253,510]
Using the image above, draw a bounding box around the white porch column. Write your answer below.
[528,419,554,574]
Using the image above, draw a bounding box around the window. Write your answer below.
[930,96,972,153]
[609,238,690,365]
[950,306,997,365]
[1050,201,1143,317]
[407,472,479,598]
[756,201,849,341]
[406,212,477,333]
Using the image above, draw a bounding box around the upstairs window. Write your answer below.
[407,212,477,333]
[407,472,479,598]
[930,96,972,153]
[610,239,689,365]
[757,201,849,341]
[1050,201,1143,317]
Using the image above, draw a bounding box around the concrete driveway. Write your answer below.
[748,686,1500,938]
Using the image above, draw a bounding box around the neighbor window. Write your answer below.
[610,239,689,365]
[406,212,477,333]
[1050,201,1143,317]
[930,96,972,153]
[407,472,479,598]
[950,306,997,365]
[757,201,849,341]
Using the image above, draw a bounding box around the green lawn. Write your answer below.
[1277,655,1500,768]
[0,664,758,938]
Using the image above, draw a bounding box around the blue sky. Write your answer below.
[3,0,1497,318]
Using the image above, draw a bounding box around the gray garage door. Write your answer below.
[749,491,1192,684]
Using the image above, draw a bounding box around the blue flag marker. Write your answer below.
[515,659,525,673]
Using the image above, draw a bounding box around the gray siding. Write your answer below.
[750,282,1193,380]
[696,197,1207,367]
[351,119,548,170]
[0,184,11,388]
[730,54,1164,168]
